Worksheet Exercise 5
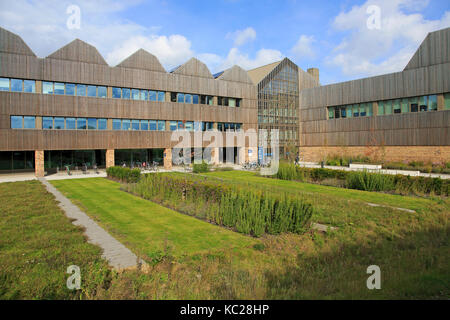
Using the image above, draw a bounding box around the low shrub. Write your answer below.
[345,170,395,192]
[106,166,141,183]
[128,173,314,237]
[193,161,209,173]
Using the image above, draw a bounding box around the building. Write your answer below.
[0,27,258,176]
[248,27,450,164]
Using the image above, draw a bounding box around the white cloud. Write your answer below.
[219,47,283,70]
[226,27,256,46]
[291,35,316,59]
[328,0,450,77]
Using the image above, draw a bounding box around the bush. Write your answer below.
[345,170,395,192]
[106,166,141,183]
[128,173,314,237]
[193,161,209,173]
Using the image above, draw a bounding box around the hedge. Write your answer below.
[106,166,141,183]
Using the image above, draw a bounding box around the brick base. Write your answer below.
[35,150,44,177]
[164,148,172,169]
[299,146,450,164]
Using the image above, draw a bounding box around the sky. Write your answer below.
[0,0,449,85]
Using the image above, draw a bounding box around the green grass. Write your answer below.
[50,178,257,260]
[0,181,111,299]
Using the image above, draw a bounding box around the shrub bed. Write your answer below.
[192,161,210,173]
[127,173,314,237]
[106,166,141,183]
[272,162,449,196]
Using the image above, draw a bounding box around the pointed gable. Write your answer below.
[0,27,36,56]
[216,65,253,84]
[247,60,281,85]
[47,39,107,65]
[117,49,166,72]
[404,27,450,70]
[172,57,213,78]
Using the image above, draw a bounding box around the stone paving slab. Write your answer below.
[39,178,145,270]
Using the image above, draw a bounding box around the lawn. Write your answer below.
[49,172,449,299]
[50,178,257,260]
[0,180,111,299]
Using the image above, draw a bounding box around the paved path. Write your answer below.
[39,178,145,270]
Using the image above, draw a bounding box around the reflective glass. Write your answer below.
[24,80,35,93]
[185,121,193,131]
[43,117,53,129]
[177,93,184,103]
[169,121,177,131]
[87,118,97,130]
[11,116,22,129]
[140,120,149,131]
[77,118,87,130]
[65,83,75,96]
[132,120,140,131]
[112,87,122,98]
[0,78,9,91]
[428,95,437,111]
[149,120,157,131]
[76,84,86,96]
[122,119,131,131]
[112,119,121,130]
[185,94,192,104]
[192,95,199,104]
[24,116,35,129]
[140,90,148,101]
[54,117,65,129]
[87,86,97,97]
[158,120,165,131]
[158,91,165,102]
[66,118,76,129]
[98,118,107,130]
[54,82,65,95]
[131,89,140,100]
[10,79,23,92]
[97,86,107,98]
[122,88,130,99]
[229,98,236,107]
[149,91,157,101]
[43,82,53,94]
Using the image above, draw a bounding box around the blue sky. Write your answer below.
[0,0,449,84]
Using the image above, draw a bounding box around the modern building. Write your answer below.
[0,27,258,176]
[249,27,450,163]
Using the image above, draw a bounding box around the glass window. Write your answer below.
[193,121,202,131]
[23,80,35,93]
[445,93,450,110]
[346,105,352,118]
[122,119,131,131]
[428,95,437,111]
[352,104,359,117]
[236,123,241,131]
[178,121,184,130]
[112,119,121,130]
[10,79,23,92]
[97,86,107,98]
[169,121,177,131]
[185,94,192,104]
[112,87,122,99]
[24,116,35,129]
[385,100,392,115]
[200,95,206,105]
[229,98,236,107]
[177,93,184,103]
[149,120,157,131]
[185,121,193,131]
[158,120,165,131]
[77,118,87,130]
[122,88,130,99]
[87,85,97,97]
[43,82,53,94]
[98,118,107,130]
[224,123,230,131]
[158,91,165,102]
[149,90,157,101]
[393,99,401,114]
[328,107,334,119]
[236,99,241,107]
[11,116,22,129]
[65,83,75,96]
[170,92,177,102]
[54,82,65,95]
[54,117,65,129]
[43,117,53,129]
[410,97,418,112]
[0,78,9,91]
[140,120,148,131]
[132,120,139,131]
[87,118,97,130]
[218,123,223,131]
[340,107,347,118]
[131,89,140,100]
[419,96,427,112]
[140,90,148,101]
[66,118,76,130]
[218,97,223,106]
[367,103,373,116]
[401,98,409,113]
[360,104,367,117]
[377,101,384,115]
[207,96,213,105]
[76,84,86,96]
